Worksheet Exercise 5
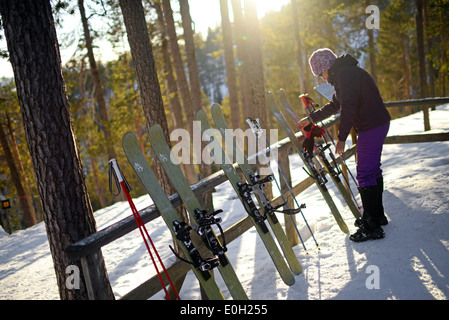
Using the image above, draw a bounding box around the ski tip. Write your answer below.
[211,103,224,117]
[195,108,204,117]
[149,122,162,131]
[123,131,137,139]
[122,131,138,147]
[148,123,163,139]
[284,278,296,286]
[266,91,276,100]
[279,88,286,95]
[211,103,221,111]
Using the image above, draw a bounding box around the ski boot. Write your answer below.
[350,185,385,242]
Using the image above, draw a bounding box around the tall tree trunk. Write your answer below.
[416,0,430,130]
[242,0,267,128]
[438,0,447,96]
[153,0,184,130]
[179,0,213,213]
[0,118,37,227]
[231,0,252,122]
[161,0,194,129]
[303,37,311,96]
[134,105,145,153]
[78,0,117,161]
[401,37,411,99]
[5,113,38,225]
[416,0,428,98]
[242,0,271,196]
[367,29,377,82]
[0,0,114,300]
[89,151,106,208]
[179,0,202,111]
[6,113,38,223]
[122,52,146,152]
[423,0,435,98]
[291,0,306,94]
[220,0,241,129]
[161,0,197,184]
[407,37,415,100]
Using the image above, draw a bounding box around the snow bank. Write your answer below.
[0,105,448,300]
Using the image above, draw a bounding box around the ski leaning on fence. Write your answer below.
[196,108,298,285]
[122,132,225,300]
[148,124,249,300]
[245,117,320,251]
[267,91,349,234]
[210,104,303,278]
[297,91,362,220]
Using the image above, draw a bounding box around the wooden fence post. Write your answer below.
[423,107,431,131]
[80,251,115,300]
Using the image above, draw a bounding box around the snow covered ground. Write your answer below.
[1,105,448,300]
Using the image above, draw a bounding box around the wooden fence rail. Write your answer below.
[65,97,449,300]
[385,97,449,131]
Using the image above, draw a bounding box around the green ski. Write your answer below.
[122,132,224,300]
[210,104,302,277]
[148,124,248,300]
[196,108,298,285]
[268,91,349,234]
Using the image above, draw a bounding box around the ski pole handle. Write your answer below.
[109,158,131,194]
[109,159,123,183]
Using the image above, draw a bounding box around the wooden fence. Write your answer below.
[65,97,449,300]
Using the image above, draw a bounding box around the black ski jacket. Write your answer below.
[309,54,391,141]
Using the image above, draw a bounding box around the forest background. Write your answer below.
[0,0,448,233]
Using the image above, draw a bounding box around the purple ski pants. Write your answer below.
[356,122,390,188]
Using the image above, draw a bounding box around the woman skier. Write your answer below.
[297,48,391,242]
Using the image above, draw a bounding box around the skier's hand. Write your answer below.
[335,140,345,155]
[296,118,310,132]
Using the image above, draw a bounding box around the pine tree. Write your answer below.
[220,0,241,129]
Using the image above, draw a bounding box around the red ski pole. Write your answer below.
[109,159,181,300]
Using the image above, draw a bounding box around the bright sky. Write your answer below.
[0,0,290,79]
[188,0,290,35]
